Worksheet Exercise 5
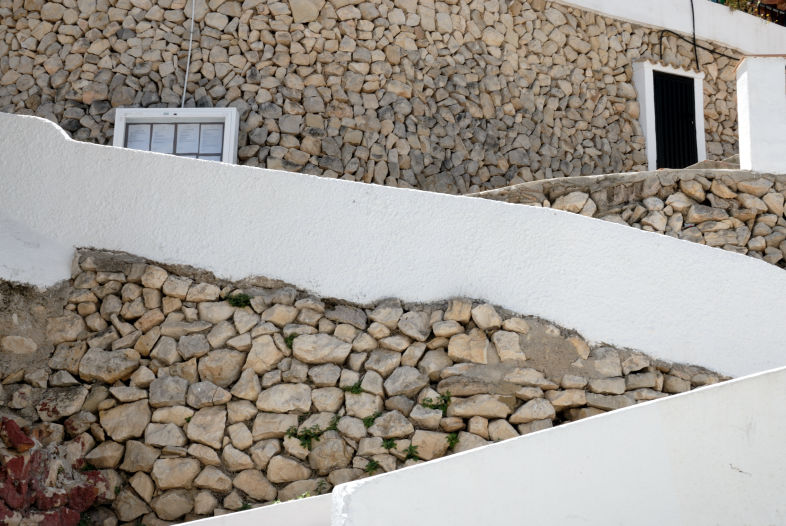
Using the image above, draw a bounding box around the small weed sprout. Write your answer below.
[286,424,324,450]
[342,381,363,394]
[316,480,328,494]
[421,391,452,416]
[381,438,396,450]
[405,444,420,461]
[284,333,297,349]
[327,415,339,432]
[362,412,381,428]
[446,432,459,451]
[226,293,252,307]
[364,459,381,474]
[296,492,311,500]
[240,501,251,511]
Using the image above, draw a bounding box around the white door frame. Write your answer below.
[633,61,707,170]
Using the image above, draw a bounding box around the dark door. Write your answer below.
[654,71,698,169]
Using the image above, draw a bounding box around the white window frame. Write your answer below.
[113,107,239,164]
[633,61,707,171]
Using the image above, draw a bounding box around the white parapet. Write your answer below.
[737,55,786,174]
[2,113,786,377]
[332,366,786,526]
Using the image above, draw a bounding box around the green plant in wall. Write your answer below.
[286,424,324,450]
[421,391,452,416]
[327,414,339,431]
[446,432,459,451]
[226,293,251,307]
[342,381,363,394]
[316,480,328,494]
[364,459,381,475]
[284,333,297,349]
[405,444,420,461]
[382,438,396,450]
[362,412,381,428]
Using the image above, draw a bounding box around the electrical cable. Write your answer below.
[180,0,196,108]
[658,29,741,63]
[689,0,700,68]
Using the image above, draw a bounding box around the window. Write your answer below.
[113,108,239,164]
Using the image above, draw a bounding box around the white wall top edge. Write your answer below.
[332,365,786,526]
[558,0,786,55]
[188,494,330,526]
[2,113,786,377]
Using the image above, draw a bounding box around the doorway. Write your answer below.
[653,71,699,169]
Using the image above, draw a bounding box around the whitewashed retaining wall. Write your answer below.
[562,0,786,55]
[332,365,786,526]
[1,113,786,377]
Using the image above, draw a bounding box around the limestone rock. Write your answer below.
[233,469,277,500]
[100,400,151,441]
[152,458,201,489]
[383,366,428,397]
[186,406,227,448]
[368,410,414,438]
[256,384,312,413]
[114,488,150,521]
[267,455,312,483]
[47,313,86,344]
[309,434,353,474]
[151,489,193,521]
[36,386,88,422]
[188,381,232,408]
[411,430,449,460]
[195,465,233,493]
[79,348,139,383]
[448,394,510,419]
[198,349,245,387]
[1,336,37,355]
[120,440,160,472]
[448,330,491,364]
[149,376,188,407]
[293,334,352,364]
[85,440,125,468]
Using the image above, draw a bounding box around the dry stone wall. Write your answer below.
[0,0,741,193]
[0,250,725,524]
[475,168,786,268]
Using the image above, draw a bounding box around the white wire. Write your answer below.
[180,0,196,108]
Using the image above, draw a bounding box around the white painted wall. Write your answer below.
[189,494,330,526]
[737,56,786,173]
[559,0,786,55]
[333,366,786,526]
[0,211,73,287]
[1,113,786,377]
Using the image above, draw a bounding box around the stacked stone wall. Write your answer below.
[475,169,786,268]
[0,250,724,523]
[0,0,740,193]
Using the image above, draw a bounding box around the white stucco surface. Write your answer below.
[332,366,786,526]
[1,113,786,377]
[559,0,786,55]
[737,56,786,173]
[189,494,330,526]
[0,211,73,287]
